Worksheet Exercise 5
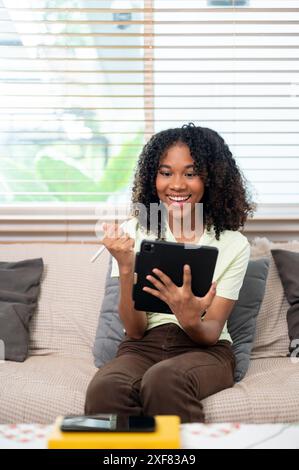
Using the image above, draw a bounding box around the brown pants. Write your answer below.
[85,323,235,423]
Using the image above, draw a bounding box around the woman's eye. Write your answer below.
[159,171,197,178]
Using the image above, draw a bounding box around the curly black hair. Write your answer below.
[131,123,256,241]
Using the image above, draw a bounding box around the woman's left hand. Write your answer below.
[143,265,217,329]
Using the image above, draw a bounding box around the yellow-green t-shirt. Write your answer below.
[111,217,250,342]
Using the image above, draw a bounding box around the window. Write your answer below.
[0,0,145,204]
[0,0,298,207]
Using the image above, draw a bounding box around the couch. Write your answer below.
[0,239,299,424]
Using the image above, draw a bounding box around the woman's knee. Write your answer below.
[140,361,179,396]
[84,373,117,414]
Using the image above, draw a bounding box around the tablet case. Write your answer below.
[133,240,218,314]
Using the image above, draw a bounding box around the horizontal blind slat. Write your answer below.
[2,32,299,36]
[3,8,299,13]
[2,19,298,24]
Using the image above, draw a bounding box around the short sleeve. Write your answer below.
[215,240,250,300]
[110,218,138,278]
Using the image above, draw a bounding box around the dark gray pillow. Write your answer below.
[93,256,124,368]
[271,249,299,357]
[0,257,44,362]
[93,256,269,383]
[228,257,270,382]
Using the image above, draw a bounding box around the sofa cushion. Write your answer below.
[0,243,109,359]
[0,355,97,424]
[0,258,43,362]
[93,255,269,383]
[228,257,269,382]
[271,249,299,357]
[202,357,299,423]
[250,239,299,359]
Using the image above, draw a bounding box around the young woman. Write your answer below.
[85,123,255,423]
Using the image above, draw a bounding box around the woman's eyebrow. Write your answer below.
[158,164,194,169]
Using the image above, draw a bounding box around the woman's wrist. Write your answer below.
[179,311,201,331]
[119,264,134,275]
[176,300,205,330]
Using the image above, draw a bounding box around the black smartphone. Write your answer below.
[60,414,156,432]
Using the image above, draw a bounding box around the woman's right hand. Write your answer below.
[100,222,135,272]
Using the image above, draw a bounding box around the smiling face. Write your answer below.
[155,143,205,233]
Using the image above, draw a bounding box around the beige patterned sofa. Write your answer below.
[0,239,299,424]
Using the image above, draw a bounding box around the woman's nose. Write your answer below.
[170,175,187,190]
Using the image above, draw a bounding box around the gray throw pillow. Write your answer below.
[93,256,124,368]
[0,257,44,362]
[228,257,270,382]
[271,249,299,357]
[93,256,269,383]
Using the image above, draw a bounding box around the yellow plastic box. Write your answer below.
[48,415,181,449]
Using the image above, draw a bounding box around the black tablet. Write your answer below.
[132,239,218,314]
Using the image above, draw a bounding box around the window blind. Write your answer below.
[0,0,298,205]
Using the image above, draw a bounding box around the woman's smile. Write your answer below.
[167,194,191,206]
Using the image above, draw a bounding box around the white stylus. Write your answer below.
[90,245,106,263]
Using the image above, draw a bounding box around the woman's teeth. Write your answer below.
[168,195,190,202]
